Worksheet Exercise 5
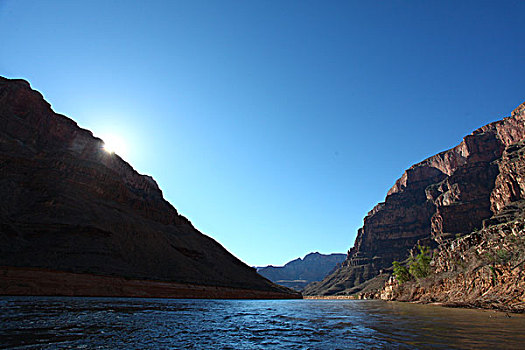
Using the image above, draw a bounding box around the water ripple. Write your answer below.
[0,297,524,349]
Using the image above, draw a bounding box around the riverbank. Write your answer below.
[0,266,302,299]
[307,293,524,314]
[378,217,525,314]
[303,295,357,300]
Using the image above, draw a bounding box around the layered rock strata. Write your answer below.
[384,219,525,312]
[382,139,525,312]
[305,101,525,297]
[0,77,300,299]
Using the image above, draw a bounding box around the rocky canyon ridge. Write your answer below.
[257,252,346,291]
[304,100,525,312]
[0,77,300,299]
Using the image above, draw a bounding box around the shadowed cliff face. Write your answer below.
[0,77,299,298]
[305,101,525,296]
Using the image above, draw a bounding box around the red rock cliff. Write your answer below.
[304,101,525,296]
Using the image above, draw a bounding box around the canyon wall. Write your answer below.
[382,138,525,312]
[305,101,525,297]
[0,77,300,299]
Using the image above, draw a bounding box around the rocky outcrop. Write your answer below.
[256,252,345,291]
[490,141,525,215]
[382,138,525,312]
[0,77,300,299]
[304,101,525,297]
[385,218,525,313]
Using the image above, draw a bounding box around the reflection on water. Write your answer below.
[1,297,524,349]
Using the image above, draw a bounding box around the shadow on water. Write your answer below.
[1,297,524,349]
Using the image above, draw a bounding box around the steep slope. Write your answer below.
[0,77,300,299]
[382,139,525,312]
[305,101,525,297]
[257,252,345,291]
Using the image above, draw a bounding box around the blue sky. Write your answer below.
[1,1,524,266]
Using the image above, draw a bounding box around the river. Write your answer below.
[1,297,523,349]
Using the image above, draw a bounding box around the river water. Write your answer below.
[1,297,524,349]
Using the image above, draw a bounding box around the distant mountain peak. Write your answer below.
[257,252,346,291]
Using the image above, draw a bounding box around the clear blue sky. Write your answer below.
[1,1,524,266]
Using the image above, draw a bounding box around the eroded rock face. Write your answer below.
[0,77,300,298]
[386,218,525,313]
[305,101,525,296]
[491,140,525,214]
[378,131,525,312]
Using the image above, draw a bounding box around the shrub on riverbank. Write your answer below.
[392,245,432,283]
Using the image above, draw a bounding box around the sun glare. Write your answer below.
[101,134,127,157]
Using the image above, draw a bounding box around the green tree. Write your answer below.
[408,245,432,279]
[392,260,411,284]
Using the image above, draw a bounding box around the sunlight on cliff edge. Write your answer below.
[101,133,128,158]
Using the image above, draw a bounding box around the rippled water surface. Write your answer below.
[1,297,524,349]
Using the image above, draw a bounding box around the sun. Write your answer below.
[101,133,128,157]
